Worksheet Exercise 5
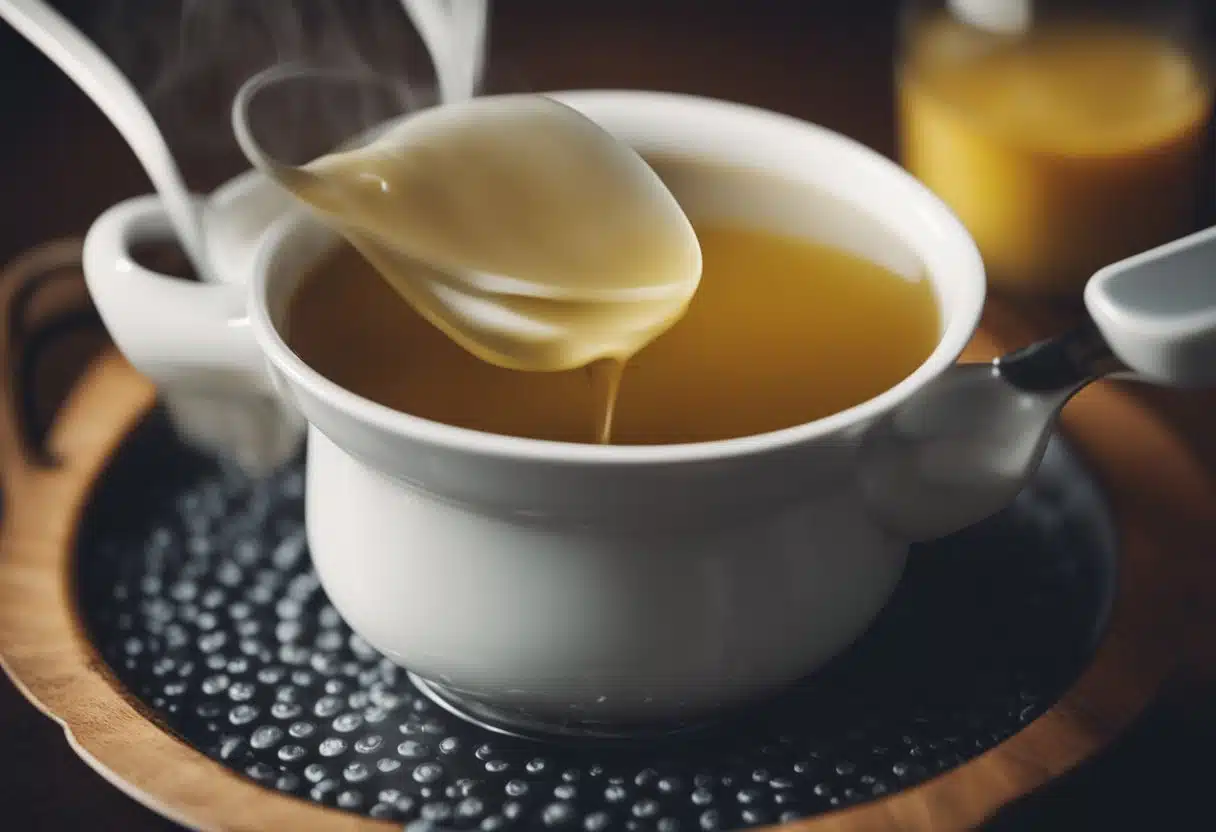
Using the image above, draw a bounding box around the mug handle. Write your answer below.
[81,195,271,394]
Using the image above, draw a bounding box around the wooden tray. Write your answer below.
[0,241,1213,832]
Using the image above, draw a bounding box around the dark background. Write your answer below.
[2,1,1216,828]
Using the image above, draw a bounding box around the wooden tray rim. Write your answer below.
[1,325,1213,831]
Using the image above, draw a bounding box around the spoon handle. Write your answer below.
[0,0,214,283]
[995,321,1125,394]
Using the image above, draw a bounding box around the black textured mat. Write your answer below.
[75,408,1117,831]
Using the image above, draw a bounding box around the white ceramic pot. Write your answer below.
[82,90,994,735]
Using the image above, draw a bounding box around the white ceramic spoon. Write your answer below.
[0,0,215,283]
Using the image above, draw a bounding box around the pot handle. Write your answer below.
[81,194,270,394]
[0,238,105,495]
[861,224,1216,543]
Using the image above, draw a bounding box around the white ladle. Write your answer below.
[0,0,215,283]
[231,64,702,374]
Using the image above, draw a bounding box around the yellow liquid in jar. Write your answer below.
[899,17,1213,295]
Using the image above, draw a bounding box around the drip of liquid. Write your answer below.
[588,359,625,445]
[274,95,701,443]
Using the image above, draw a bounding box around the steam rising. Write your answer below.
[93,0,457,172]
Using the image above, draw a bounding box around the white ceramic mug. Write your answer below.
[82,90,996,736]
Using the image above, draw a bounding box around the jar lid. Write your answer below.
[948,0,1032,34]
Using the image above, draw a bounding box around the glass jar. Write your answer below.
[896,0,1214,297]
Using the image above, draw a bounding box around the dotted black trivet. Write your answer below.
[75,408,1116,831]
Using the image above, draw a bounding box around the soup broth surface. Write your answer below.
[286,157,941,445]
